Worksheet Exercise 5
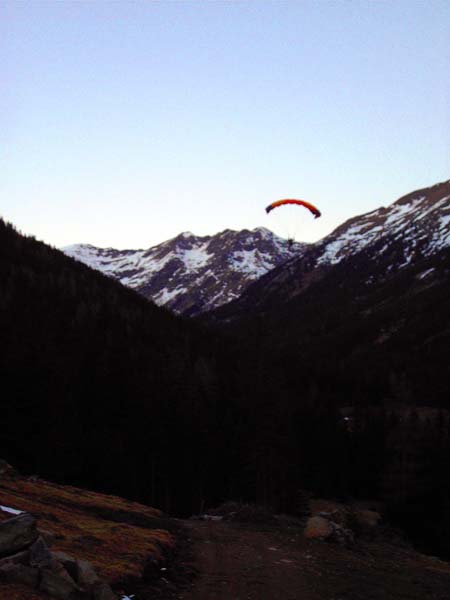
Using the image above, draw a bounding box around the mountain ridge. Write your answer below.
[63,181,449,317]
[63,227,306,316]
[206,179,450,320]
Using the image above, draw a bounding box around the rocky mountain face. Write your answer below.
[315,179,450,266]
[64,182,449,318]
[63,228,306,316]
[207,180,450,320]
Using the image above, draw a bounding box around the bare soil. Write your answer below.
[164,518,450,600]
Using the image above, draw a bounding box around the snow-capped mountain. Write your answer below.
[207,180,450,320]
[64,181,449,318]
[63,228,306,316]
[314,179,450,268]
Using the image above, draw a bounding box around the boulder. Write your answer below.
[304,516,334,540]
[51,553,118,599]
[0,460,17,479]
[92,582,119,600]
[331,523,355,546]
[39,528,59,546]
[0,548,30,567]
[0,561,40,587]
[318,509,348,526]
[39,559,89,600]
[52,551,79,582]
[356,509,382,528]
[304,515,354,546]
[0,506,118,599]
[30,535,53,568]
[76,559,102,588]
[0,513,38,556]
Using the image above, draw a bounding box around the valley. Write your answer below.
[1,180,450,597]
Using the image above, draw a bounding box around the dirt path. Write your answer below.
[179,519,315,600]
[174,519,450,600]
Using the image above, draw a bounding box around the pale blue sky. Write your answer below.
[1,1,449,248]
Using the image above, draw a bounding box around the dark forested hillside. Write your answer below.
[0,218,238,515]
[209,244,450,406]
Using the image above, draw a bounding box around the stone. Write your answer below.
[76,559,102,588]
[40,560,88,600]
[0,513,38,556]
[30,535,53,567]
[332,523,355,546]
[92,582,119,600]
[318,509,348,526]
[0,562,40,588]
[52,551,79,582]
[304,516,334,540]
[39,528,58,546]
[0,460,17,479]
[0,549,30,567]
[356,509,382,528]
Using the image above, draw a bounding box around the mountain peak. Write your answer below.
[62,181,450,317]
[63,227,301,316]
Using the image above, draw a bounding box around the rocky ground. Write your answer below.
[172,518,450,600]
[0,462,177,600]
[123,501,450,600]
[1,464,450,600]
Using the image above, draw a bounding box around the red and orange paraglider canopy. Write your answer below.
[265,198,321,219]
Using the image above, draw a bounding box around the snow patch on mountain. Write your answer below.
[63,182,449,316]
[230,249,277,276]
[179,243,212,270]
[63,228,304,316]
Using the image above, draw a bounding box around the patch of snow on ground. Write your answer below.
[0,505,23,515]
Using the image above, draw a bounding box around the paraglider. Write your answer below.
[265,198,321,250]
[265,199,321,219]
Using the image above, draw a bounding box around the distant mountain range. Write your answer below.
[64,181,449,317]
[63,228,304,316]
